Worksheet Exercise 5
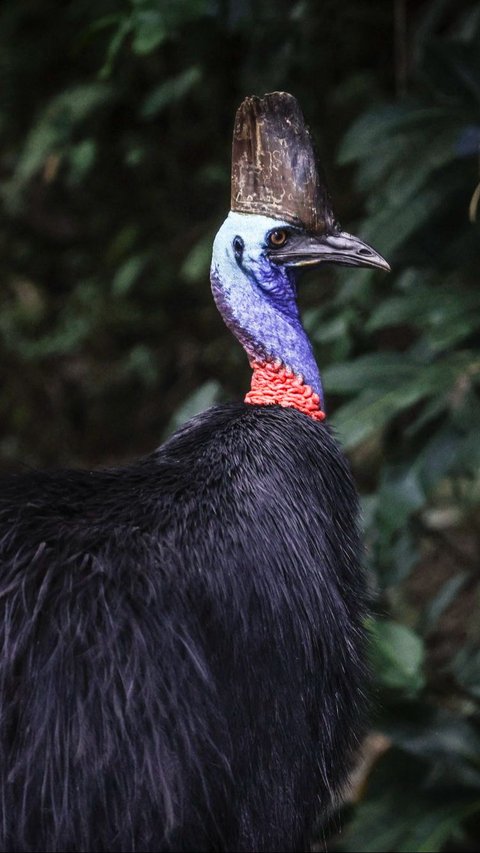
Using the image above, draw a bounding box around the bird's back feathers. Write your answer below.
[0,404,366,852]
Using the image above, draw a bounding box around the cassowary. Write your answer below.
[0,93,389,853]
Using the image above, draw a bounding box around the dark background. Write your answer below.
[1,1,479,849]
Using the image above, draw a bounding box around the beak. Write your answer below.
[269,230,391,272]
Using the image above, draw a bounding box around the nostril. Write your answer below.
[358,248,372,256]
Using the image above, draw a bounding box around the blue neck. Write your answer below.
[210,213,324,403]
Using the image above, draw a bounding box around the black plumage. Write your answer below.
[0,403,366,852]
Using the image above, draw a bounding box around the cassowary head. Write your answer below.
[211,92,389,405]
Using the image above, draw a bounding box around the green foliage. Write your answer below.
[369,619,426,695]
[0,0,479,849]
[319,5,480,848]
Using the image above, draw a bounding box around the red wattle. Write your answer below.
[245,360,326,422]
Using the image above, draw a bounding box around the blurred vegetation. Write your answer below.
[1,0,479,850]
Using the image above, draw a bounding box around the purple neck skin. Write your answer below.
[210,213,324,405]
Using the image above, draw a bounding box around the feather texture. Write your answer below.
[0,403,366,852]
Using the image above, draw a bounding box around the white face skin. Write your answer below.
[211,211,294,276]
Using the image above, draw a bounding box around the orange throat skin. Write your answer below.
[244,359,326,422]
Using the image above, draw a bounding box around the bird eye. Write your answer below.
[268,229,288,248]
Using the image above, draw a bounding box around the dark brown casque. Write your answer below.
[231,92,335,235]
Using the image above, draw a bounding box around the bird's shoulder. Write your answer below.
[147,402,358,541]
[155,401,347,483]
[0,403,355,541]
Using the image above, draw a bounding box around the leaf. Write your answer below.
[67,139,97,184]
[130,0,213,55]
[414,425,466,493]
[323,352,416,395]
[180,231,215,283]
[424,40,480,105]
[453,646,480,699]
[131,10,167,54]
[140,66,202,119]
[330,384,426,450]
[360,186,443,257]
[338,105,413,165]
[112,256,146,296]
[122,344,158,386]
[342,794,477,853]
[405,395,448,437]
[367,280,480,353]
[99,16,133,78]
[6,84,111,192]
[376,468,426,535]
[346,795,479,853]
[422,572,469,634]
[384,530,420,586]
[164,381,221,435]
[382,704,480,766]
[329,352,476,449]
[370,620,425,695]
[340,747,479,853]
